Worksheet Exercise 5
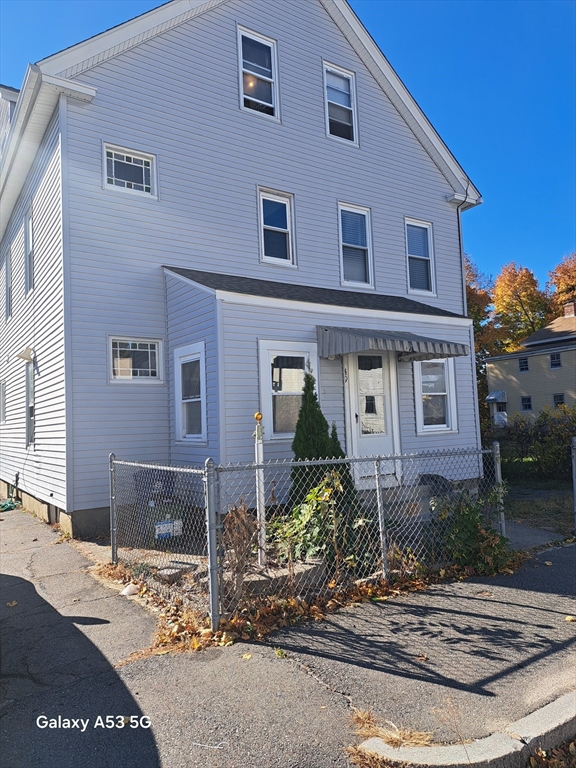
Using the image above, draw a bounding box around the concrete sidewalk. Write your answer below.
[1,505,575,768]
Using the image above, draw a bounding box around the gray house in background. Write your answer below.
[0,0,482,537]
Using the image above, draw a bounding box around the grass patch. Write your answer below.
[505,496,574,537]
[351,710,433,748]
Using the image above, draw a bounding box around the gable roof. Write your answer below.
[522,315,576,347]
[163,266,464,318]
[1,0,481,240]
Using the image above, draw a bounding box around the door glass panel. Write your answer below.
[358,355,385,434]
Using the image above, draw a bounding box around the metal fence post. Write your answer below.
[492,441,506,538]
[204,458,220,631]
[109,453,118,564]
[571,437,576,536]
[254,413,266,567]
[374,459,389,580]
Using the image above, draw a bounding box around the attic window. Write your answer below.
[239,28,279,119]
[323,62,358,144]
[104,145,156,196]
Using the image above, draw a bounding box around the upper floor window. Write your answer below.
[413,358,458,433]
[259,189,294,265]
[521,396,532,411]
[109,337,163,383]
[518,357,529,372]
[104,144,156,197]
[550,353,561,369]
[323,63,357,143]
[406,219,434,293]
[339,204,373,286]
[25,208,34,294]
[5,249,11,320]
[553,393,564,408]
[238,28,278,119]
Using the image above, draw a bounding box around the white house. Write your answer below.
[0,0,482,536]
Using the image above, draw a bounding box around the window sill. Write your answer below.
[408,288,437,298]
[261,258,297,268]
[108,379,165,385]
[326,134,359,149]
[103,185,158,201]
[340,280,375,290]
[240,105,281,124]
[175,438,207,445]
[416,427,458,436]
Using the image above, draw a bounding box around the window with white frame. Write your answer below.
[104,145,155,196]
[259,190,294,264]
[26,362,34,447]
[174,342,205,441]
[259,340,318,437]
[521,396,532,411]
[550,353,561,369]
[238,28,278,118]
[339,204,372,285]
[323,63,357,143]
[0,380,5,423]
[25,208,34,294]
[413,358,457,433]
[406,220,434,293]
[5,248,12,319]
[110,338,163,382]
[553,393,564,408]
[518,357,529,372]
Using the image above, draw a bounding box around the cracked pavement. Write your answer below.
[1,506,575,767]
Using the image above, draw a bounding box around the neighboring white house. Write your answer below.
[0,0,482,536]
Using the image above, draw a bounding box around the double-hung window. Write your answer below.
[109,338,163,382]
[339,204,372,286]
[259,190,294,264]
[521,396,532,411]
[518,357,529,372]
[104,144,156,196]
[25,208,34,294]
[26,362,34,447]
[550,353,561,369]
[259,340,318,438]
[553,393,564,408]
[413,358,457,433]
[5,248,12,320]
[174,342,205,441]
[323,63,357,143]
[239,28,278,118]
[406,219,434,293]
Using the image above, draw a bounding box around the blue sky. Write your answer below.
[1,0,574,289]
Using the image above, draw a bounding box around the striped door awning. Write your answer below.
[317,326,469,361]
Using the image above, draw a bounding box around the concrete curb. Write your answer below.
[360,692,576,768]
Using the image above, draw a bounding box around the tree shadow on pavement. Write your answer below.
[0,574,160,768]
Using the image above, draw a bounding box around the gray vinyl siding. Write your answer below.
[0,111,67,508]
[165,274,220,465]
[63,0,465,333]
[220,297,477,464]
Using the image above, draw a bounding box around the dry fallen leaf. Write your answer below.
[415,654,429,662]
[565,616,576,622]
[544,561,553,566]
[242,653,252,660]
[477,590,494,597]
[6,601,17,607]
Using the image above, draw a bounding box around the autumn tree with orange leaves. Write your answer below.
[492,262,552,351]
[548,252,576,313]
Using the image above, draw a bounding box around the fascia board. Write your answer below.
[322,0,481,204]
[523,334,576,347]
[215,288,472,328]
[485,344,576,362]
[38,0,231,78]
[0,67,96,241]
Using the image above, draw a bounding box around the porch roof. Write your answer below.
[317,326,470,361]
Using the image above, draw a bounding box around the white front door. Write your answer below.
[345,352,399,480]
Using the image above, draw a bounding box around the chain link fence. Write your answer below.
[109,457,212,617]
[110,446,504,629]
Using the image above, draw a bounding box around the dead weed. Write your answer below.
[351,709,433,748]
[346,745,409,768]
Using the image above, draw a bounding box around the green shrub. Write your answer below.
[431,486,513,576]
